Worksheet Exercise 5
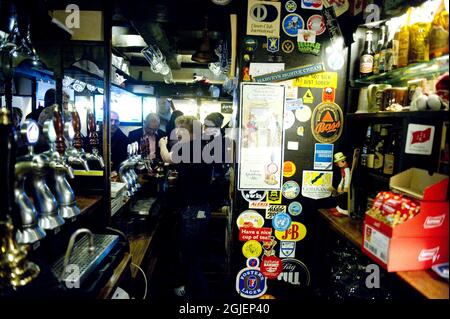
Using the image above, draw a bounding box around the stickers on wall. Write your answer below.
[239,227,273,242]
[279,241,296,258]
[322,87,336,102]
[281,40,295,53]
[295,105,312,122]
[293,72,338,88]
[247,0,281,37]
[287,141,299,151]
[249,201,270,209]
[261,255,283,279]
[242,240,263,258]
[303,89,314,104]
[237,210,265,228]
[274,222,307,241]
[286,98,303,111]
[314,143,334,170]
[288,201,303,216]
[284,110,296,130]
[301,170,333,199]
[272,212,292,232]
[253,63,324,83]
[236,261,268,299]
[277,258,311,286]
[297,30,321,55]
[242,190,266,202]
[282,181,300,199]
[267,37,280,53]
[243,37,259,53]
[283,161,296,178]
[405,124,435,155]
[301,0,323,10]
[307,14,326,36]
[279,80,298,99]
[266,191,282,204]
[323,0,349,17]
[282,14,304,37]
[297,29,316,43]
[311,102,343,143]
[297,127,304,137]
[285,0,297,12]
[266,205,287,219]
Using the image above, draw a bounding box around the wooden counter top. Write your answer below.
[76,195,103,216]
[97,252,132,299]
[129,233,154,278]
[318,208,449,300]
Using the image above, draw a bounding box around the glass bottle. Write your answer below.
[373,26,386,75]
[359,30,375,78]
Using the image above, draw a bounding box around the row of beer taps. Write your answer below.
[15,105,104,246]
[118,142,145,196]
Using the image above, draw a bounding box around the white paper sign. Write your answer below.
[249,63,285,77]
[287,141,299,150]
[247,0,281,37]
[405,124,435,155]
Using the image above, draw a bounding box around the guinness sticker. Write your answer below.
[311,102,343,143]
[242,190,266,202]
[283,161,296,178]
[281,40,295,53]
[277,258,311,286]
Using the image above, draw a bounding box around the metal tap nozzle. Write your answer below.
[61,228,95,280]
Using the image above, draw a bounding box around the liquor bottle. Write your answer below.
[367,124,380,170]
[386,23,399,71]
[429,0,449,59]
[378,24,389,73]
[374,127,388,172]
[409,5,433,64]
[397,8,412,68]
[383,133,397,176]
[360,125,372,167]
[373,26,386,75]
[359,30,375,78]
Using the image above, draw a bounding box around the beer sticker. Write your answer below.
[237,210,265,228]
[242,190,267,202]
[311,102,343,143]
[282,181,300,199]
[274,222,307,241]
[302,170,333,199]
[322,87,335,102]
[277,258,311,286]
[236,266,268,299]
[283,161,296,177]
[266,205,287,219]
[242,240,263,258]
[405,124,435,155]
[279,241,296,258]
[266,191,282,204]
[249,201,270,209]
[261,255,283,279]
[314,143,334,170]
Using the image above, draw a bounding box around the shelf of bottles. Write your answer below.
[354,54,449,86]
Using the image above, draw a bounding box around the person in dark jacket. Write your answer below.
[110,110,129,174]
[129,113,166,161]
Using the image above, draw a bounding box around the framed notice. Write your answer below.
[238,83,286,190]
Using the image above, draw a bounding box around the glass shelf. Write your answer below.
[353,55,449,86]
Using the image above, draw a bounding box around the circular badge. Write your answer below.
[307,14,326,36]
[243,240,263,259]
[281,40,295,53]
[288,201,303,216]
[277,258,311,286]
[261,255,283,279]
[241,190,266,202]
[275,222,307,241]
[282,181,300,199]
[247,257,260,268]
[243,37,258,53]
[236,267,268,299]
[237,210,265,229]
[311,102,344,143]
[284,110,295,130]
[272,212,292,232]
[282,14,304,37]
[285,0,297,12]
[283,161,296,178]
[295,105,312,122]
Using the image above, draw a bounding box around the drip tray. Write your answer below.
[51,234,119,286]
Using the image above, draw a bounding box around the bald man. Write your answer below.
[129,112,166,160]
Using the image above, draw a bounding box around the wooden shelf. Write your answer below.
[76,195,103,217]
[129,233,154,278]
[318,208,449,299]
[347,110,450,121]
[97,252,132,299]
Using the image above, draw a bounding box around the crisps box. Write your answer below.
[362,168,449,272]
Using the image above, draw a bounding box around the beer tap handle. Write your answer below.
[88,112,99,150]
[71,109,83,151]
[53,105,65,155]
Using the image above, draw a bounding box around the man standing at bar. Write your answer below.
[110,110,129,175]
[129,112,165,161]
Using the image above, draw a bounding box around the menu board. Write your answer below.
[238,83,286,190]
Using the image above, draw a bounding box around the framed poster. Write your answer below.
[238,83,286,190]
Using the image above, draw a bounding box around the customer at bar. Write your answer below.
[110,110,129,175]
[159,115,213,300]
[129,112,165,161]
[166,110,184,151]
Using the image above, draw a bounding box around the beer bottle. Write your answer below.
[374,127,388,172]
[373,25,386,75]
[397,8,412,68]
[360,125,372,167]
[359,30,375,78]
[367,124,380,170]
[378,24,389,73]
[383,133,397,176]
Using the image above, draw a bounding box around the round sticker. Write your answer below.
[243,240,263,259]
[307,14,326,36]
[311,102,344,144]
[295,105,312,122]
[288,201,303,216]
[247,257,260,268]
[284,110,295,129]
[281,40,295,53]
[277,258,311,286]
[236,267,268,299]
[237,210,265,228]
[282,14,304,37]
[272,212,292,232]
[241,190,266,202]
[283,161,296,178]
[274,222,307,241]
[261,255,283,279]
[282,181,300,199]
[243,37,258,53]
[285,0,297,12]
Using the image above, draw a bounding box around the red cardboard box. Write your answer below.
[362,168,449,272]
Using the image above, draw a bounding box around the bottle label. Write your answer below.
[360,54,374,74]
[374,152,383,169]
[367,154,375,168]
[378,51,386,72]
[385,48,394,72]
[392,39,399,67]
[383,154,394,175]
[373,53,380,74]
[430,27,449,58]
[409,22,431,63]
[398,29,410,67]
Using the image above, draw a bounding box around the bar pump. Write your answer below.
[15,120,46,244]
[119,144,137,196]
[44,119,80,219]
[85,111,104,169]
[62,108,89,172]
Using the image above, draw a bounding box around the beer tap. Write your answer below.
[85,111,104,169]
[65,107,90,171]
[14,120,46,244]
[44,119,80,219]
[60,108,89,172]
[119,144,137,196]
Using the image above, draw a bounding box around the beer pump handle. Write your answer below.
[71,109,83,150]
[88,112,99,150]
[53,105,65,155]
